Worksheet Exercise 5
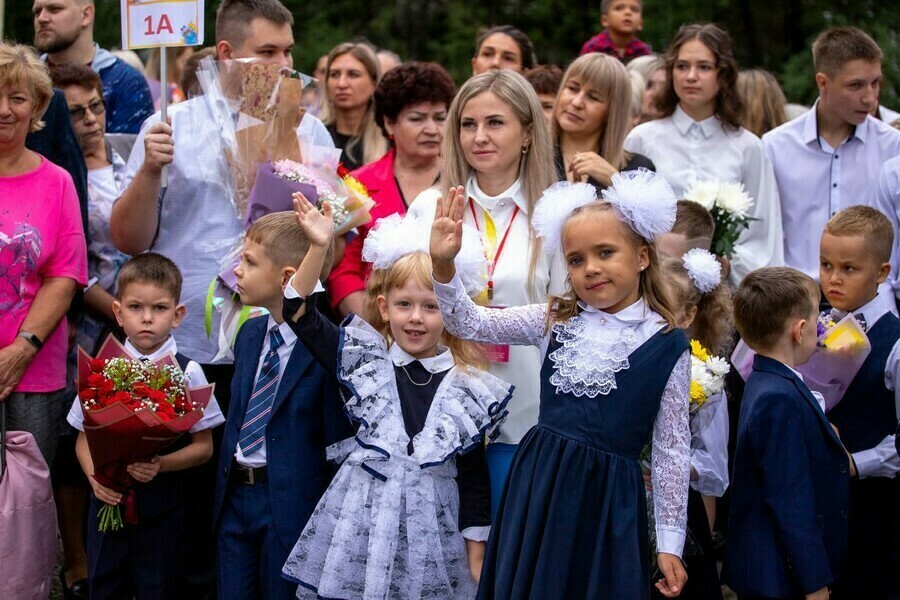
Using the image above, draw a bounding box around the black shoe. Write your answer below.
[60,572,89,600]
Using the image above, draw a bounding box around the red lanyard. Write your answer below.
[468,198,519,300]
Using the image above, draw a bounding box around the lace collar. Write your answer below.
[548,299,650,398]
[388,343,454,374]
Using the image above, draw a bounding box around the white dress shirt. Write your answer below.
[762,100,900,281]
[407,176,567,444]
[829,292,900,479]
[119,97,334,364]
[233,317,299,468]
[67,336,225,433]
[624,105,783,285]
[876,156,900,300]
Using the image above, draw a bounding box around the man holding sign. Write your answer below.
[34,0,154,134]
[110,3,333,595]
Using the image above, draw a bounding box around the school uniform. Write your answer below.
[66,337,225,600]
[825,293,900,598]
[213,314,353,600]
[724,355,851,598]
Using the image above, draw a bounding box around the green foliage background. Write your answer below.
[5,0,899,107]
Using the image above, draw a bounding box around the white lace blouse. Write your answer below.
[433,274,691,557]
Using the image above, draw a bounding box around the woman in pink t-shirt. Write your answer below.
[0,43,87,465]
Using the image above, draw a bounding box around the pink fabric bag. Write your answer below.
[0,404,58,600]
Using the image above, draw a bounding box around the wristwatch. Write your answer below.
[17,331,43,351]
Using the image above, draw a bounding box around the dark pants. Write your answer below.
[87,494,186,600]
[216,479,297,600]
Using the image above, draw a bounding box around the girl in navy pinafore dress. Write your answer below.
[430,172,692,599]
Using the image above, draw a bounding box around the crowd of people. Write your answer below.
[2,0,900,598]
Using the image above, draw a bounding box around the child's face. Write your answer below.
[817,59,881,127]
[537,93,556,128]
[376,280,444,360]
[601,1,643,36]
[819,232,889,312]
[113,282,185,355]
[233,239,290,311]
[563,210,649,314]
[673,40,720,115]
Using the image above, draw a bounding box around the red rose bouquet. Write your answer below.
[77,336,214,532]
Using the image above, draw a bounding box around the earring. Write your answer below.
[640,266,646,271]
[521,145,529,155]
[388,134,394,141]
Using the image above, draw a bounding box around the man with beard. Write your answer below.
[33,0,154,133]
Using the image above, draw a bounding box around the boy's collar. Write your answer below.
[124,336,178,362]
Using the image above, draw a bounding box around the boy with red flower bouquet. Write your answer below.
[66,254,225,599]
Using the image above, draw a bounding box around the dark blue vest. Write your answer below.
[828,314,900,453]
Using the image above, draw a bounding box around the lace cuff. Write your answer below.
[432,273,547,346]
[651,350,691,557]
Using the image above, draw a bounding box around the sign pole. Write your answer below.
[160,49,168,189]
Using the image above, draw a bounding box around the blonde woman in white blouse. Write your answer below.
[408,70,566,515]
[625,23,784,285]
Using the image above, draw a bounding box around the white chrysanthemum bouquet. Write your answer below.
[683,179,755,258]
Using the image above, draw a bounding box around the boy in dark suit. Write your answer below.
[214,212,352,599]
[819,206,899,599]
[725,267,853,600]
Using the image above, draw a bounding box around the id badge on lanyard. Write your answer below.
[470,198,518,363]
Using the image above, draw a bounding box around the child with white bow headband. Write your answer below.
[281,194,513,599]
[430,169,692,598]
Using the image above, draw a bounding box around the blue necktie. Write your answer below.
[238,327,284,455]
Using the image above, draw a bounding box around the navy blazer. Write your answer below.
[724,355,850,597]
[213,316,353,549]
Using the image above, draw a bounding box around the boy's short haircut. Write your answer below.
[734,267,819,351]
[824,205,894,264]
[600,0,642,14]
[672,200,715,245]
[525,65,563,97]
[116,253,183,302]
[812,26,882,77]
[246,212,334,276]
[215,0,293,46]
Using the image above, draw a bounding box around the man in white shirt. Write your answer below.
[110,0,333,397]
[762,27,900,293]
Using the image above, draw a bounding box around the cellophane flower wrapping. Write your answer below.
[683,179,756,259]
[730,313,870,412]
[76,335,214,531]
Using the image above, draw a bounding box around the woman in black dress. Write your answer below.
[553,53,655,192]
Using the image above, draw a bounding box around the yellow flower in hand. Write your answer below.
[690,380,707,406]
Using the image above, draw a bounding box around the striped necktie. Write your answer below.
[238,326,285,455]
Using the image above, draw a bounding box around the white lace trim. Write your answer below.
[547,315,638,398]
[336,315,512,467]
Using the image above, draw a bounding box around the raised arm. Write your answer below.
[430,186,546,346]
[288,193,335,319]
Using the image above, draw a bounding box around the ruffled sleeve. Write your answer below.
[414,367,513,468]
[433,273,547,346]
[651,349,691,556]
[336,315,407,461]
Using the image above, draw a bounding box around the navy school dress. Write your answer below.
[477,328,689,600]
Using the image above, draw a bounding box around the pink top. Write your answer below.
[326,148,408,308]
[0,156,88,392]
